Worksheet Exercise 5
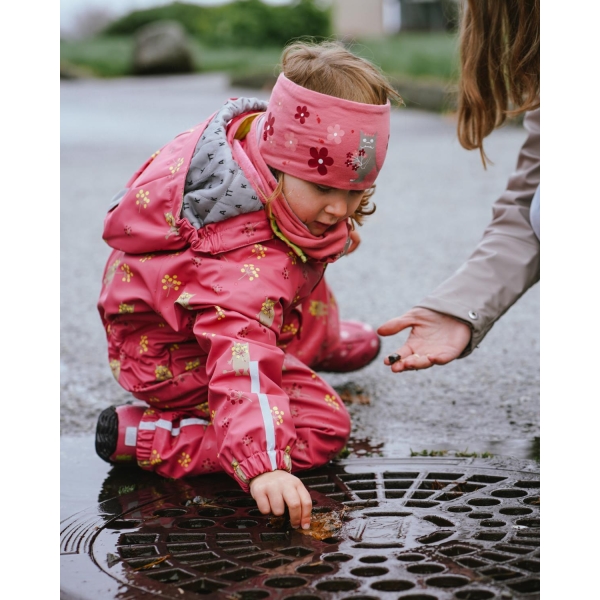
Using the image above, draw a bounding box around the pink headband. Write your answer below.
[258,73,391,190]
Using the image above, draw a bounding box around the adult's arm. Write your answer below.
[378,109,540,366]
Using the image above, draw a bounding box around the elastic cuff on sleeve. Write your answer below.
[229,447,293,492]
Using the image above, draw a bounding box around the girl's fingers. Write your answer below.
[266,489,286,517]
[297,483,313,530]
[252,489,272,516]
[283,488,302,528]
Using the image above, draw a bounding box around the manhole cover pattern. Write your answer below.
[61,459,540,599]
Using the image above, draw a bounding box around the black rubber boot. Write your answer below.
[95,406,118,463]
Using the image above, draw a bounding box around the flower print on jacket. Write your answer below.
[263,112,275,141]
[308,147,333,176]
[327,124,344,144]
[295,105,310,124]
[284,132,298,151]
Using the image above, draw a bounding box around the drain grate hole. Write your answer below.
[436,493,464,501]
[217,532,252,540]
[278,546,313,557]
[322,553,352,562]
[495,544,535,555]
[168,533,206,542]
[337,596,379,600]
[237,552,274,563]
[507,578,540,593]
[370,579,415,592]
[338,472,376,481]
[513,559,540,573]
[233,591,270,600]
[384,480,412,489]
[480,566,520,580]
[456,557,488,568]
[359,555,388,563]
[178,551,219,564]
[426,472,464,480]
[479,551,512,563]
[406,500,440,508]
[126,557,172,570]
[193,559,237,573]
[384,471,419,478]
[322,536,341,544]
[226,497,258,507]
[145,568,193,583]
[119,534,158,545]
[178,578,228,594]
[385,491,406,499]
[355,491,377,500]
[261,532,288,542]
[257,557,294,569]
[119,545,159,558]
[400,595,439,600]
[507,538,539,547]
[153,509,187,517]
[167,543,209,554]
[363,511,411,517]
[177,519,216,529]
[514,480,540,488]
[499,507,532,516]
[282,595,321,600]
[480,520,506,528]
[411,491,435,499]
[474,532,506,542]
[346,481,377,491]
[423,515,455,527]
[468,475,507,484]
[218,490,247,498]
[265,576,308,589]
[425,575,470,588]
[437,545,475,557]
[491,489,527,498]
[297,563,335,575]
[298,475,329,485]
[523,496,540,505]
[455,590,495,599]
[417,531,453,544]
[316,579,360,591]
[325,492,347,501]
[467,498,500,507]
[220,567,263,582]
[309,483,337,493]
[447,506,472,513]
[354,542,404,549]
[247,509,267,517]
[407,563,445,574]
[197,507,236,517]
[396,553,426,562]
[468,512,493,520]
[450,483,484,493]
[224,519,258,529]
[515,518,540,528]
[218,540,254,548]
[350,566,389,577]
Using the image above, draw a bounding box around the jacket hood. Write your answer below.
[102,98,268,255]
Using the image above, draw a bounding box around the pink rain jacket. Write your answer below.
[98,99,350,489]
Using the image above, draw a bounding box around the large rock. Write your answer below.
[133,20,195,76]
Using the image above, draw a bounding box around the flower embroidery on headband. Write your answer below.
[295,105,310,124]
[284,132,298,151]
[327,124,345,144]
[308,147,333,175]
[263,112,275,141]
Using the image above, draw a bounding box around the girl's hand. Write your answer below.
[249,470,312,530]
[377,307,472,372]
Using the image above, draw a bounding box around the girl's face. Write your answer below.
[281,174,365,236]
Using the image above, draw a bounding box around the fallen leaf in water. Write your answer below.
[132,554,171,571]
[334,382,371,405]
[298,508,347,541]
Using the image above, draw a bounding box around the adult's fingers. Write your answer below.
[377,315,413,337]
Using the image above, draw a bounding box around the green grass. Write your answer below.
[60,32,459,82]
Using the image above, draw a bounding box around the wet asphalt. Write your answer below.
[60,73,539,468]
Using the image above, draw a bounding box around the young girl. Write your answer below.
[96,41,399,530]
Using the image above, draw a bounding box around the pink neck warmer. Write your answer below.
[228,114,351,263]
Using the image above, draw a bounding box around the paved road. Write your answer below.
[60,73,539,459]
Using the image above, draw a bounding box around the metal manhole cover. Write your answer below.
[61,457,539,599]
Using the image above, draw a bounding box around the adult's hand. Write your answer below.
[377,307,472,372]
[250,470,312,530]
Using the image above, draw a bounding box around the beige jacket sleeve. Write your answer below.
[416,108,540,357]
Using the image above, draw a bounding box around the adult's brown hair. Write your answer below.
[457,0,540,165]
